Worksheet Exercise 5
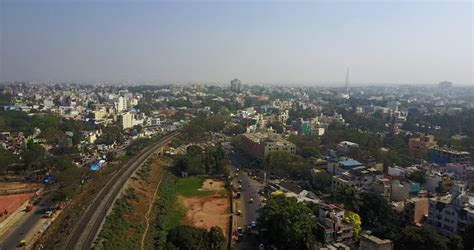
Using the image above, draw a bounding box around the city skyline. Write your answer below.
[1,0,473,85]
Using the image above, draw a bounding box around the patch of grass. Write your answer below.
[94,188,139,250]
[137,159,153,180]
[167,199,186,229]
[175,177,213,197]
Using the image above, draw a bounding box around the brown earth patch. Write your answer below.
[0,193,34,214]
[181,195,229,235]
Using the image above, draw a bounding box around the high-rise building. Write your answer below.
[119,112,134,130]
[116,96,128,113]
[230,79,242,93]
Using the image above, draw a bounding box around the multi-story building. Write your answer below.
[316,204,353,244]
[359,234,393,250]
[119,112,134,130]
[428,147,471,165]
[241,132,296,159]
[230,79,242,93]
[327,158,363,175]
[445,163,474,181]
[373,178,392,202]
[408,133,437,155]
[402,197,428,226]
[332,166,383,191]
[116,96,128,113]
[425,182,474,236]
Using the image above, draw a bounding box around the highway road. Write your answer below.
[63,131,179,250]
[0,195,55,249]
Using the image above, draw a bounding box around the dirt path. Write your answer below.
[140,174,163,250]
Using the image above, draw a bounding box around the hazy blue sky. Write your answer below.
[1,0,472,85]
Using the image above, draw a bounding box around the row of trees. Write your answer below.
[173,145,227,176]
[166,225,225,250]
[182,114,231,140]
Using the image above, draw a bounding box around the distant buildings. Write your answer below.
[438,81,453,89]
[230,79,242,93]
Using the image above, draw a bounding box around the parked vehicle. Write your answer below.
[251,221,256,228]
[17,240,26,247]
[25,204,33,212]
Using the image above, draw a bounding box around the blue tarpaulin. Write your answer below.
[90,160,106,171]
[43,175,54,184]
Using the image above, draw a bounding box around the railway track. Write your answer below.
[64,132,179,250]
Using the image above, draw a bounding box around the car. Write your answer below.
[43,210,53,218]
[237,179,242,183]
[236,210,242,215]
[259,243,265,250]
[249,198,253,203]
[17,240,26,247]
[261,198,267,203]
[251,221,256,228]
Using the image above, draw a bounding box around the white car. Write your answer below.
[259,243,264,250]
[251,221,256,228]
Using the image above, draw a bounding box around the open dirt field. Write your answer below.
[181,195,229,234]
[180,179,229,234]
[0,182,41,192]
[0,193,33,214]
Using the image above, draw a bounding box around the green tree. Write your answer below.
[228,124,246,135]
[358,192,401,239]
[333,185,362,211]
[257,196,316,250]
[344,211,362,240]
[462,224,474,250]
[166,225,225,250]
[407,170,427,184]
[21,143,47,170]
[311,172,332,194]
[208,226,225,250]
[264,151,310,178]
[395,226,449,250]
[0,147,19,171]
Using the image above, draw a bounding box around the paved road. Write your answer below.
[0,195,54,249]
[230,153,266,249]
[63,131,179,250]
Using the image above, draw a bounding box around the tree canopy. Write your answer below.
[166,225,225,250]
[257,196,317,250]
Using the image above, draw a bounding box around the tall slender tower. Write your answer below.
[345,66,349,94]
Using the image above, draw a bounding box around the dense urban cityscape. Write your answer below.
[0,80,472,249]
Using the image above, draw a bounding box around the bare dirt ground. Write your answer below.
[0,193,33,214]
[199,179,226,192]
[181,179,229,235]
[0,182,41,193]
